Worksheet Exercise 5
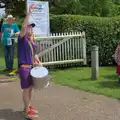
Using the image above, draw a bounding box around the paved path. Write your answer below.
[0,80,120,120]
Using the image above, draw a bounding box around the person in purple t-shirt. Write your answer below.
[18,5,42,119]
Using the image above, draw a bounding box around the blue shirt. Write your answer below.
[1,23,19,45]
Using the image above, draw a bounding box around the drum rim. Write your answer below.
[30,66,48,78]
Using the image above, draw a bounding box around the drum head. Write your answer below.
[30,66,48,78]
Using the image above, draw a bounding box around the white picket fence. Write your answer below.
[35,31,87,67]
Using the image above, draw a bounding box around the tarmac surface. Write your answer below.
[0,79,120,120]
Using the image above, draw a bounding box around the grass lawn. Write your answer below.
[50,67,120,99]
[0,57,119,99]
[0,58,17,74]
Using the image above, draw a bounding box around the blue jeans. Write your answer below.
[3,45,14,70]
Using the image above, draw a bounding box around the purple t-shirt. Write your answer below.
[17,35,36,67]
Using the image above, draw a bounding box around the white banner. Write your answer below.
[27,0,50,37]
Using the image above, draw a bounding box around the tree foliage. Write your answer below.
[1,0,120,17]
[50,15,120,65]
[43,0,120,17]
[0,0,25,17]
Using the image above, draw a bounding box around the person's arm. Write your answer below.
[34,55,42,66]
[115,45,120,65]
[15,32,20,37]
[14,24,20,37]
[10,24,20,37]
[19,6,32,37]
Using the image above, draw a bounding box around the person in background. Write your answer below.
[18,5,42,119]
[1,15,20,71]
[0,18,4,41]
[115,42,120,83]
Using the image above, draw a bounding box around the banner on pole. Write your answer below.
[27,0,50,37]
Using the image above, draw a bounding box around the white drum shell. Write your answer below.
[30,67,49,90]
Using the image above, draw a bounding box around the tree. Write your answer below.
[99,0,111,17]
[42,0,81,14]
[0,0,120,17]
[0,0,25,17]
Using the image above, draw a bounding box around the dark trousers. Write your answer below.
[3,45,14,70]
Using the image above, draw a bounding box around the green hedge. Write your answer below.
[50,15,120,66]
[109,4,120,17]
[18,24,22,29]
[16,15,120,66]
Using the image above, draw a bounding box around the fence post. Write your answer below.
[82,31,87,65]
[91,45,99,80]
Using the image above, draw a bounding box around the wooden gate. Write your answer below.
[35,31,86,67]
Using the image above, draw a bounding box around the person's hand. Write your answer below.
[10,32,19,37]
[34,63,43,67]
[10,33,15,37]
[34,59,43,67]
[38,63,43,67]
[29,4,36,14]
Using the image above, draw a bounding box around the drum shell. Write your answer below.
[30,66,49,90]
[32,74,49,90]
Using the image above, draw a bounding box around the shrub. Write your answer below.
[17,23,22,29]
[50,15,120,66]
[109,4,120,17]
[16,15,120,66]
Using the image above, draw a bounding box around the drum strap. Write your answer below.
[28,41,34,65]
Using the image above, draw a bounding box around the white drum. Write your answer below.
[30,66,49,90]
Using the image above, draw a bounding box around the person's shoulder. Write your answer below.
[18,35,24,39]
[2,23,7,27]
[3,23,7,25]
[12,23,18,26]
[18,35,27,43]
[12,23,17,27]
